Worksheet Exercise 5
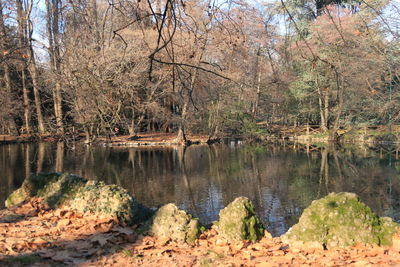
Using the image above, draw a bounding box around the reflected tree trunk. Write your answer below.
[251,153,263,212]
[24,143,30,178]
[176,146,198,215]
[55,142,64,172]
[318,148,329,196]
[333,149,344,190]
[36,142,45,173]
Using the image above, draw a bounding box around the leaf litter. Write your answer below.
[1,197,400,266]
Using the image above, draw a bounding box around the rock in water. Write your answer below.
[147,203,201,245]
[282,192,399,248]
[215,197,264,243]
[5,173,152,225]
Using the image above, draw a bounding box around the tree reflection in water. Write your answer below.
[1,142,400,236]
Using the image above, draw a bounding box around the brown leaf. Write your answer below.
[37,248,56,258]
[215,239,228,247]
[27,237,49,249]
[89,234,112,247]
[95,222,114,233]
[112,226,134,236]
[57,219,71,228]
[65,240,93,250]
[54,209,68,218]
[52,250,73,262]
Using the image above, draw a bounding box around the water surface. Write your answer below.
[1,142,400,236]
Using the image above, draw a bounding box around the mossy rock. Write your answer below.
[214,197,264,243]
[5,173,87,208]
[282,192,399,249]
[5,173,152,225]
[145,203,201,245]
[66,180,152,225]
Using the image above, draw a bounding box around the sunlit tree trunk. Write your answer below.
[16,0,31,133]
[329,71,344,141]
[17,0,45,134]
[253,47,262,117]
[46,0,64,134]
[28,56,46,134]
[316,73,328,132]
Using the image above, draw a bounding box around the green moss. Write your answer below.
[282,192,399,248]
[186,218,201,245]
[5,172,152,225]
[215,197,264,243]
[5,173,85,208]
[5,188,27,208]
[2,254,43,266]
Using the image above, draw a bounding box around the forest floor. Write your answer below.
[1,198,400,266]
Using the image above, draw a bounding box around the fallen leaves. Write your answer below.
[1,197,400,266]
[0,198,137,265]
[56,218,71,228]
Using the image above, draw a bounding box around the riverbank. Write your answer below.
[275,125,400,145]
[0,134,56,144]
[0,133,211,147]
[1,126,400,147]
[1,198,400,266]
[97,133,210,147]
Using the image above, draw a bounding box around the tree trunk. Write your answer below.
[46,0,64,134]
[25,0,46,134]
[324,90,329,130]
[177,100,188,144]
[16,0,31,134]
[253,59,262,117]
[316,74,328,132]
[329,71,344,142]
[28,56,46,134]
[21,70,31,133]
[90,0,101,48]
[317,91,327,131]
[0,1,17,134]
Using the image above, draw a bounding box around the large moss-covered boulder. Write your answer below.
[214,197,264,243]
[5,173,87,208]
[147,203,201,245]
[65,180,152,225]
[282,192,399,249]
[5,173,152,225]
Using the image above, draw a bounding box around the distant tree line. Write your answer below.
[0,0,398,141]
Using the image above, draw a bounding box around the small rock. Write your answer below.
[214,197,264,243]
[146,203,201,245]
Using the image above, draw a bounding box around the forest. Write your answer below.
[0,0,399,143]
